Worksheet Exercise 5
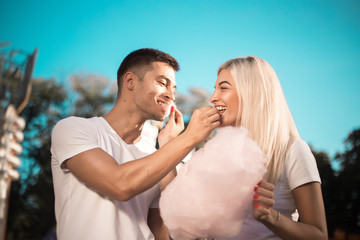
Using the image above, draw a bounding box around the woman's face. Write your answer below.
[210,68,240,127]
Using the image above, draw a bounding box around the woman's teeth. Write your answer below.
[216,106,227,111]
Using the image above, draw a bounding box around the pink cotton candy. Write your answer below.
[159,126,269,240]
[164,102,174,118]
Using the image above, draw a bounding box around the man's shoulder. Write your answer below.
[52,117,102,141]
[58,116,92,124]
[54,116,99,129]
[51,117,102,160]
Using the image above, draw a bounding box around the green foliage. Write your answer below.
[69,74,116,117]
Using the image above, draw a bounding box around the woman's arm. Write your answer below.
[254,181,328,240]
[148,208,170,240]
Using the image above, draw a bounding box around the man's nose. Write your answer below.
[165,88,175,101]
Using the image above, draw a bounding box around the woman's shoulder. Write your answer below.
[284,137,320,189]
[287,137,312,157]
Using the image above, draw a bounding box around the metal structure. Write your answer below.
[0,43,37,240]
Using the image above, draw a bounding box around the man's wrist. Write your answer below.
[179,130,198,149]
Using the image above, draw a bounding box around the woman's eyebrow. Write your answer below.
[219,80,232,86]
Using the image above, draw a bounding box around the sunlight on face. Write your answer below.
[135,62,176,121]
[210,68,240,127]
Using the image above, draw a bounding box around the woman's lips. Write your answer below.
[215,105,227,116]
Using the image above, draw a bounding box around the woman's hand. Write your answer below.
[253,180,275,222]
[158,106,184,147]
[253,182,328,240]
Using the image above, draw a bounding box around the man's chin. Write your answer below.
[151,114,165,122]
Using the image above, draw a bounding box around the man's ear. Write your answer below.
[123,72,136,91]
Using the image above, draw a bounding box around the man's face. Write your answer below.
[134,61,176,121]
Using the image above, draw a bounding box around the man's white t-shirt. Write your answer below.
[233,138,321,240]
[51,116,161,240]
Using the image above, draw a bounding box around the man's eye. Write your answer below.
[158,81,166,86]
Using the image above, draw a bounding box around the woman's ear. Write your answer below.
[123,72,136,91]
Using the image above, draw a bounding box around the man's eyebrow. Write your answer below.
[159,75,177,89]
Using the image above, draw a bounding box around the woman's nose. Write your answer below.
[210,91,217,103]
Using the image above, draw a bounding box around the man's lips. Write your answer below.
[157,100,173,116]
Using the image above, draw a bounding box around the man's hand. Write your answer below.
[184,106,220,146]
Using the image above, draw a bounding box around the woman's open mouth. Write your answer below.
[215,105,227,115]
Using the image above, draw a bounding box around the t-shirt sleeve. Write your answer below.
[150,193,160,209]
[285,139,321,190]
[51,117,99,169]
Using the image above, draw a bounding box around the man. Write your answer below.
[51,48,220,240]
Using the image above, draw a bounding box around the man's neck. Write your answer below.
[103,101,145,145]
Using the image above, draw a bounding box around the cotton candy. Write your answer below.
[159,126,268,240]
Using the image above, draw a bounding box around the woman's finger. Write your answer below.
[168,106,175,122]
[258,180,275,191]
[253,195,275,208]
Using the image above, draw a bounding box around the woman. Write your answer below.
[209,56,328,239]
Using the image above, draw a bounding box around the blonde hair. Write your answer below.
[218,56,299,183]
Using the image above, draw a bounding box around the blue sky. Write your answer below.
[1,0,359,161]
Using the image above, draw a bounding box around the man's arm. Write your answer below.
[65,106,220,201]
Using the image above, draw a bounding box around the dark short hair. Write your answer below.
[117,48,180,94]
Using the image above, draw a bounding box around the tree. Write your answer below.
[334,128,360,234]
[69,74,116,117]
[313,128,360,238]
[312,148,337,237]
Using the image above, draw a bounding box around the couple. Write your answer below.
[51,48,327,240]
